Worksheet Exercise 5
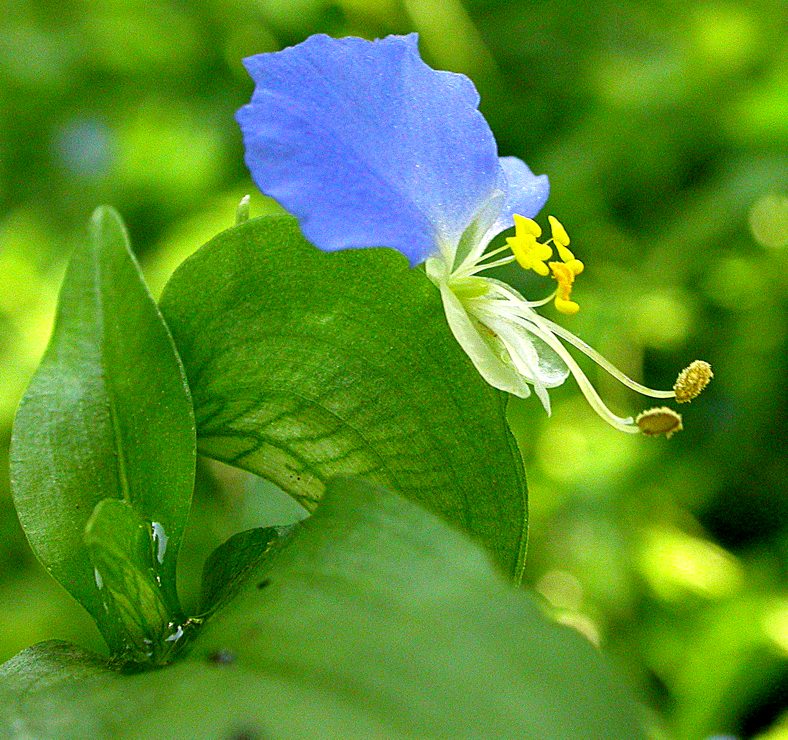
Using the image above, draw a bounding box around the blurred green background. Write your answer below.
[1,0,786,737]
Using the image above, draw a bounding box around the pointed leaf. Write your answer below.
[9,207,196,647]
[198,525,293,614]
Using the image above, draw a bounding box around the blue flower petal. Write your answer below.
[487,157,550,239]
[237,34,501,266]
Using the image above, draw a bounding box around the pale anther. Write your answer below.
[674,360,713,403]
[636,407,684,438]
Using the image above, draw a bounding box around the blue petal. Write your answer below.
[237,34,501,266]
[487,157,550,239]
[461,157,549,266]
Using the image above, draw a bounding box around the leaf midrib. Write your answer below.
[91,236,132,507]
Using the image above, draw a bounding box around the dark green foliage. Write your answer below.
[1,477,643,739]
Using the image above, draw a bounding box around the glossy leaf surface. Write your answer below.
[9,207,196,652]
[84,499,186,663]
[159,215,528,579]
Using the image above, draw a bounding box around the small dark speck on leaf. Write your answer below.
[208,649,235,665]
[256,578,271,590]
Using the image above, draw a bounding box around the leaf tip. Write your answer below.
[89,205,129,249]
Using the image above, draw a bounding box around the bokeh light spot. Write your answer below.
[762,602,788,657]
[638,527,743,601]
[690,3,757,72]
[54,118,114,179]
[702,255,767,311]
[633,290,693,348]
[749,194,788,249]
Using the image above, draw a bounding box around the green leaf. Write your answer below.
[159,215,527,580]
[84,500,188,664]
[0,477,643,738]
[9,207,196,653]
[198,524,293,614]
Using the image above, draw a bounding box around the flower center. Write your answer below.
[460,213,584,315]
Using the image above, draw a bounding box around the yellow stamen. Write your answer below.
[504,213,583,309]
[556,245,584,275]
[636,407,683,438]
[674,360,713,403]
[507,215,552,276]
[548,218,583,271]
[550,261,580,315]
[548,215,570,247]
[513,214,542,238]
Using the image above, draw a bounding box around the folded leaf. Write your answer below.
[84,499,187,663]
[159,215,528,579]
[9,207,196,653]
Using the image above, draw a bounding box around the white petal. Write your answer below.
[483,315,553,414]
[427,261,532,398]
[473,290,570,389]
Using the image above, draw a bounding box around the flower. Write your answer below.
[237,34,710,435]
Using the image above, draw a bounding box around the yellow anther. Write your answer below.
[554,297,580,315]
[550,261,580,314]
[507,214,552,276]
[556,244,584,275]
[506,213,582,287]
[513,214,542,238]
[548,215,570,247]
[537,215,584,314]
[674,360,713,403]
[636,407,683,438]
[508,234,552,275]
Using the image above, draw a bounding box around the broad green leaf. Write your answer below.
[9,207,196,652]
[159,215,528,579]
[0,477,643,738]
[84,500,189,663]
